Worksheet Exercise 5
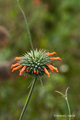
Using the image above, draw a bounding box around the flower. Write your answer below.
[11,50,61,78]
[33,0,42,5]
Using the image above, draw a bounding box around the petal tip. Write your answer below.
[53,52,57,55]
[11,69,14,72]
[48,75,50,78]
[19,73,22,76]
[58,57,62,61]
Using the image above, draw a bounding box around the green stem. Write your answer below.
[56,87,71,120]
[19,78,37,120]
[17,0,34,53]
[65,98,71,120]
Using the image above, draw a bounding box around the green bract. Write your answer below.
[20,50,50,76]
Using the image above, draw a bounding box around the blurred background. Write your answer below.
[0,0,80,120]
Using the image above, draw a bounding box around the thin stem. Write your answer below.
[65,98,71,120]
[17,0,34,53]
[56,87,71,120]
[19,78,37,120]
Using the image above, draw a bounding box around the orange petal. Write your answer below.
[11,62,21,69]
[19,65,27,76]
[45,52,49,55]
[46,64,54,73]
[43,67,50,78]
[49,65,59,73]
[12,65,23,72]
[14,57,23,61]
[26,69,29,72]
[49,57,61,61]
[45,52,57,56]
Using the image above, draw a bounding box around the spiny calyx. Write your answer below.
[11,50,61,78]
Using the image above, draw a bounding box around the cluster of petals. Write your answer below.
[11,51,61,78]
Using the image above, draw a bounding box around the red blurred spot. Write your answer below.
[33,0,42,5]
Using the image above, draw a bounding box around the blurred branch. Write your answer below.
[0,26,10,49]
[0,59,18,81]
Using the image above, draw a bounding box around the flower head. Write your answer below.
[11,50,61,78]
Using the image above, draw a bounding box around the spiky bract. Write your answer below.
[11,49,61,78]
[20,50,50,76]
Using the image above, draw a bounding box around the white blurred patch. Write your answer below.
[59,64,69,73]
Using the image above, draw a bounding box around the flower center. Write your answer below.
[20,50,50,75]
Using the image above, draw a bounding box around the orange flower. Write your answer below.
[49,57,61,61]
[12,65,23,72]
[11,50,61,78]
[11,62,21,69]
[43,67,50,78]
[14,57,23,61]
[46,64,58,73]
[45,52,57,56]
[43,52,61,77]
[19,65,27,76]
